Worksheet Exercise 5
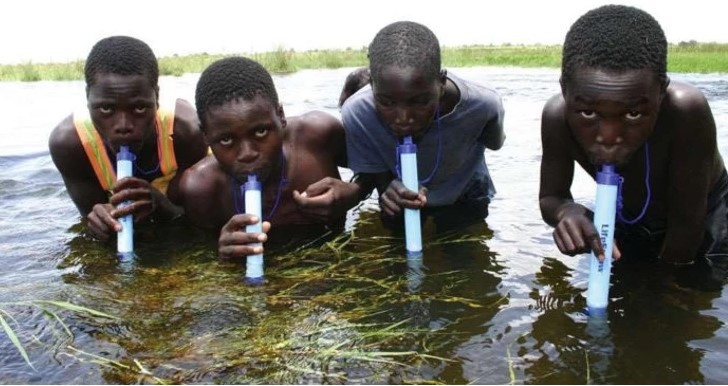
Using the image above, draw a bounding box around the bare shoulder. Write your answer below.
[48,113,87,170]
[541,93,569,137]
[179,155,223,195]
[172,98,202,138]
[287,110,344,149]
[664,80,711,113]
[172,98,207,166]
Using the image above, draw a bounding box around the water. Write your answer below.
[1,67,727,384]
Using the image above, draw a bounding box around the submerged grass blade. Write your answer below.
[33,300,118,319]
[0,309,35,370]
[38,307,73,338]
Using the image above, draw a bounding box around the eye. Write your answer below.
[376,97,395,107]
[134,105,148,114]
[579,110,596,119]
[254,128,269,138]
[625,110,642,120]
[99,105,113,114]
[219,137,233,146]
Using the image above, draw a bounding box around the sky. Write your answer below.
[1,0,725,65]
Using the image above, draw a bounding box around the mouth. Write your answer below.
[233,166,272,185]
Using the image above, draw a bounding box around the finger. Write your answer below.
[394,184,420,200]
[223,214,261,232]
[218,244,265,260]
[87,218,110,241]
[588,234,605,261]
[564,220,593,253]
[379,193,400,217]
[553,227,577,256]
[303,180,332,197]
[612,242,622,261]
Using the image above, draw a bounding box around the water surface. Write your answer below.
[1,67,727,384]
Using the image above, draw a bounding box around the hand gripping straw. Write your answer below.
[586,164,620,315]
[116,146,135,261]
[398,136,423,257]
[243,174,264,285]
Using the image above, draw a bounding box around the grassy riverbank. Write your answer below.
[1,42,726,82]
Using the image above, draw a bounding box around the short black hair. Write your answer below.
[562,4,667,86]
[195,57,279,127]
[84,36,159,88]
[367,21,441,84]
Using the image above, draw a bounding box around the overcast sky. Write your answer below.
[2,0,725,65]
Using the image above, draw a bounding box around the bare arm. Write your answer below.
[158,98,207,220]
[539,95,605,258]
[660,83,717,264]
[48,115,109,216]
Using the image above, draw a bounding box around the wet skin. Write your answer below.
[49,73,207,241]
[540,67,723,264]
[179,95,354,260]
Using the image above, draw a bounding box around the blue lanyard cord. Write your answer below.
[107,143,161,177]
[617,142,651,224]
[232,151,289,221]
[395,107,442,185]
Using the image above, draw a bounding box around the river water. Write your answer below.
[1,67,727,384]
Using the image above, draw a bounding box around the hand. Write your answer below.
[109,177,160,223]
[379,179,427,218]
[553,209,622,261]
[292,177,360,222]
[86,203,119,241]
[218,214,271,260]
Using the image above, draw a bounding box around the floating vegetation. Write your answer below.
[1,212,508,383]
[0,300,117,370]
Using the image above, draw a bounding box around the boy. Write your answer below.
[341,21,505,230]
[49,36,208,241]
[179,57,357,259]
[539,5,728,290]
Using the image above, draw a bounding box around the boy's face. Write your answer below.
[562,67,665,166]
[203,94,285,184]
[87,73,159,154]
[371,65,445,139]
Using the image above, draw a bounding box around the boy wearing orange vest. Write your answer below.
[49,36,207,241]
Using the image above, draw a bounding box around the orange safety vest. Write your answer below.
[73,106,178,195]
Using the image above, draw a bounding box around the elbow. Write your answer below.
[486,133,506,151]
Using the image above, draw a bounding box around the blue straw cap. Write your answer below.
[244,174,262,191]
[398,136,417,154]
[117,145,135,161]
[596,164,620,186]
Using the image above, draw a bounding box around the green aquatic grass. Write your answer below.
[2,42,726,82]
[0,300,118,370]
[40,217,504,384]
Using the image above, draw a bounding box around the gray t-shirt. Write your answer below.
[341,72,505,207]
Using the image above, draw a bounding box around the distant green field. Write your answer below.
[1,42,726,82]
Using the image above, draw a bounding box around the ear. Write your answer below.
[154,85,160,108]
[559,76,567,97]
[202,130,211,146]
[277,103,287,129]
[439,69,447,86]
[661,76,671,94]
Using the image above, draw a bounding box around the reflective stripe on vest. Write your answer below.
[73,105,177,193]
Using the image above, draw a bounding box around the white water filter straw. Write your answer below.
[586,164,620,315]
[399,136,423,257]
[116,145,134,261]
[243,174,264,284]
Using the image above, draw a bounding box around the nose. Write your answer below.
[236,140,259,163]
[595,119,624,147]
[393,107,415,130]
[113,112,134,136]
